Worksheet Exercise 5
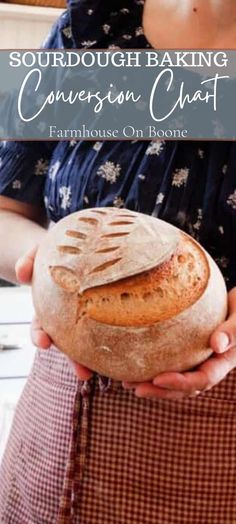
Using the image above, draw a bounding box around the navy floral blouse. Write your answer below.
[0,0,236,289]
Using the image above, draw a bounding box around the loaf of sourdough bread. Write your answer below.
[32,207,227,381]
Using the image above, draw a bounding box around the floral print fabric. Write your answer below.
[0,0,235,289]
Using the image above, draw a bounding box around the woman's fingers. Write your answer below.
[123,380,187,400]
[71,361,93,381]
[17,246,93,382]
[210,288,236,354]
[30,315,52,349]
[210,330,230,353]
[30,316,94,380]
[132,383,187,400]
[15,245,38,284]
[152,349,236,394]
[122,290,236,400]
[123,346,236,399]
[228,287,236,316]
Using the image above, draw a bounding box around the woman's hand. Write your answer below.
[15,246,93,381]
[123,288,236,400]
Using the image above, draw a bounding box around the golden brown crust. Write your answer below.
[78,233,209,326]
[32,208,227,382]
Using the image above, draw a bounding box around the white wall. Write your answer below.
[0,3,63,48]
[0,287,36,463]
[0,7,62,461]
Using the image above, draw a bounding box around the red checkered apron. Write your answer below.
[1,345,236,523]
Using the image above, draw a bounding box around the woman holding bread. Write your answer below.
[0,0,236,522]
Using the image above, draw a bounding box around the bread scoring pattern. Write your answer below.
[48,207,179,294]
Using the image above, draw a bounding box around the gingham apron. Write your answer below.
[1,345,236,524]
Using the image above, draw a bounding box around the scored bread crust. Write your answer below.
[78,233,209,326]
[32,208,227,382]
[46,207,179,293]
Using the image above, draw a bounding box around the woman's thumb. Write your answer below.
[15,245,38,284]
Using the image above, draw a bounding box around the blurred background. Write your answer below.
[1,0,65,6]
[0,0,64,285]
[0,0,64,460]
[0,0,65,48]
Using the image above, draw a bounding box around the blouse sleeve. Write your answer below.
[0,141,55,206]
[0,8,72,206]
